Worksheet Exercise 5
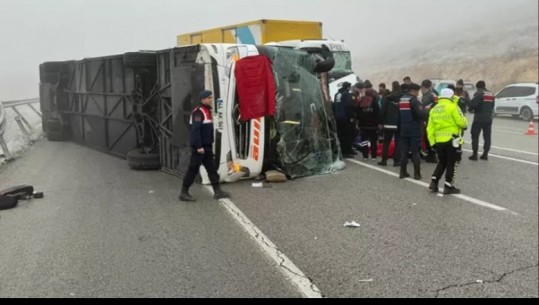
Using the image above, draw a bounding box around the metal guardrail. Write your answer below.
[0,98,41,161]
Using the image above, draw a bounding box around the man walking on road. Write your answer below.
[180,90,230,202]
[427,88,468,194]
[468,81,495,161]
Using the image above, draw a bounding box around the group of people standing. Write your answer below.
[333,77,496,194]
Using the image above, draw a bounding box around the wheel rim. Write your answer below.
[522,108,532,121]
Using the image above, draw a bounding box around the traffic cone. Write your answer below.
[525,121,538,136]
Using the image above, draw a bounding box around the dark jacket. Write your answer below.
[190,104,214,149]
[469,89,495,123]
[399,94,427,138]
[334,89,355,122]
[454,88,470,114]
[356,89,381,129]
[380,91,402,130]
[421,90,438,111]
[453,96,468,115]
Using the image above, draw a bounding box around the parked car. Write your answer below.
[463,81,477,98]
[429,78,455,94]
[494,83,539,121]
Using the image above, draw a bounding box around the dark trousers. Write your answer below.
[381,129,400,162]
[471,121,492,155]
[183,149,220,188]
[432,141,462,185]
[422,125,432,151]
[400,136,421,170]
[337,120,355,155]
[360,128,378,158]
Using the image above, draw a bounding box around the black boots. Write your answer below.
[179,186,196,202]
[180,185,231,201]
[413,164,422,181]
[430,180,462,194]
[213,185,231,200]
[470,153,488,161]
[443,183,461,195]
[429,180,439,193]
[378,160,387,166]
[399,166,410,179]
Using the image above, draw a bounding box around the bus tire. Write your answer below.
[0,195,18,211]
[127,149,161,170]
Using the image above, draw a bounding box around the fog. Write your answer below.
[0,0,537,100]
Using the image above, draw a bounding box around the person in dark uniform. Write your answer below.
[448,84,468,115]
[334,82,356,158]
[378,81,402,167]
[455,79,471,112]
[420,79,439,164]
[398,83,427,180]
[356,84,381,160]
[468,81,495,161]
[403,76,412,86]
[180,90,230,202]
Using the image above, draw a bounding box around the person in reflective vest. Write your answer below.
[468,81,495,161]
[180,90,230,202]
[427,88,468,194]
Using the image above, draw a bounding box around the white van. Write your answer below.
[495,83,539,121]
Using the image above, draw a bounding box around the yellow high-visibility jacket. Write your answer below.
[427,98,468,146]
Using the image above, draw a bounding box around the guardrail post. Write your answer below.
[28,104,42,118]
[0,135,13,161]
[14,116,29,136]
[11,107,33,131]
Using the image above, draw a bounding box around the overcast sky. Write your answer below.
[0,0,536,100]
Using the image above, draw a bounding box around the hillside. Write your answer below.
[357,8,538,92]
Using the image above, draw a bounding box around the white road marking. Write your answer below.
[205,186,323,298]
[461,149,538,166]
[464,143,538,156]
[496,129,529,135]
[346,159,518,215]
[488,145,538,156]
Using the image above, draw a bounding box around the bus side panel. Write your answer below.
[263,20,322,43]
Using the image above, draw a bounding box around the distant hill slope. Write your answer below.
[357,9,538,92]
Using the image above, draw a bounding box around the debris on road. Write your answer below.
[252,182,273,188]
[358,279,374,282]
[0,185,44,211]
[265,170,287,183]
[344,221,361,228]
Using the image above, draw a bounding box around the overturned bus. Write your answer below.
[39,44,345,184]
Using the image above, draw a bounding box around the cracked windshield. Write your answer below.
[264,46,344,179]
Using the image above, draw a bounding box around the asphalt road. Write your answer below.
[0,116,537,298]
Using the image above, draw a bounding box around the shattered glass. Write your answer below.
[263,47,346,179]
[332,51,353,75]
